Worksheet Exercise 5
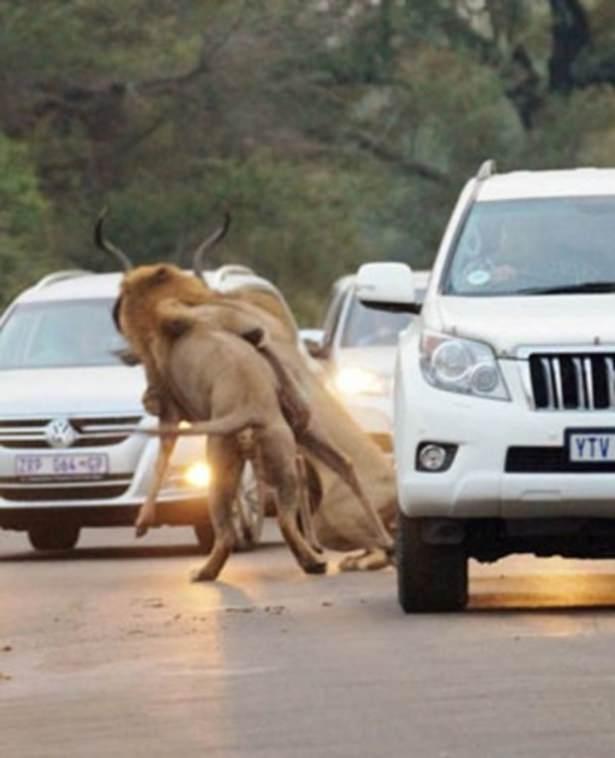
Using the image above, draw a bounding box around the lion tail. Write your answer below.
[141,409,264,438]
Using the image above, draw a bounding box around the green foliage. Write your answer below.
[0,133,52,306]
[0,0,613,322]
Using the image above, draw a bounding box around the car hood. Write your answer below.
[429,294,615,355]
[336,346,397,378]
[0,365,146,418]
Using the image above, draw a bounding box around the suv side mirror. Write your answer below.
[299,328,325,358]
[356,262,421,313]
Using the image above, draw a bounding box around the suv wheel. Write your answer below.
[28,524,80,551]
[397,512,468,613]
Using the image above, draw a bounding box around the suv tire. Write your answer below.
[28,524,80,551]
[397,512,468,613]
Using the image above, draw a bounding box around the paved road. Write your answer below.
[3,523,615,758]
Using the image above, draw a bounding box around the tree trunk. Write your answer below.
[548,0,590,93]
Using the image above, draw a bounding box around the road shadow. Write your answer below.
[0,539,285,563]
[468,601,615,614]
[467,572,615,612]
[336,571,615,619]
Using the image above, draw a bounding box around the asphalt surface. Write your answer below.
[3,522,615,758]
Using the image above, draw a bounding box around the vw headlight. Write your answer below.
[334,367,389,396]
[419,331,509,401]
[184,462,212,488]
[163,461,212,491]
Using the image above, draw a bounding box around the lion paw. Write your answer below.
[303,560,328,575]
[190,567,218,583]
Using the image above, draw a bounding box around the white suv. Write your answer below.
[0,266,283,552]
[358,161,615,612]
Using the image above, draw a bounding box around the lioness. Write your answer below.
[133,296,329,580]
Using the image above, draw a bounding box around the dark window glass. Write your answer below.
[0,299,128,369]
[443,197,615,296]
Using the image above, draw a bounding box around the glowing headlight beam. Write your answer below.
[334,367,387,396]
[184,462,211,488]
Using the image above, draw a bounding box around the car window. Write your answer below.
[340,293,420,347]
[443,196,615,296]
[0,299,129,369]
[321,284,349,350]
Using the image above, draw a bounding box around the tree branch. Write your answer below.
[347,129,447,183]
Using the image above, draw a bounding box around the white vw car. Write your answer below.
[0,266,282,552]
[359,161,615,612]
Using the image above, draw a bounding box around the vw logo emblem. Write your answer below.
[44,418,77,449]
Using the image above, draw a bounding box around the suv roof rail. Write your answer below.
[476,159,496,181]
[32,269,93,291]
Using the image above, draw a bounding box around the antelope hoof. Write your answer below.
[304,560,327,575]
[135,513,153,538]
[135,522,150,538]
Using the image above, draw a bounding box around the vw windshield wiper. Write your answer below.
[514,281,615,295]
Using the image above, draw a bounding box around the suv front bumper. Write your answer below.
[395,358,615,520]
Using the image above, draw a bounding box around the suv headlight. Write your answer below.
[419,331,510,401]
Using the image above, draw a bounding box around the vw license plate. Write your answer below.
[568,431,615,462]
[15,453,109,480]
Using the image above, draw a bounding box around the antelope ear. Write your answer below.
[112,295,123,333]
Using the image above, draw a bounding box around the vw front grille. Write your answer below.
[0,415,143,449]
[0,478,132,501]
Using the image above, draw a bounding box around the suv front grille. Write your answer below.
[0,415,143,449]
[506,446,615,473]
[529,353,615,411]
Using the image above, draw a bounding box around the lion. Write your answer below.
[96,211,398,570]
[127,295,331,579]
[114,264,394,555]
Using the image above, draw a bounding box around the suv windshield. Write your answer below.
[443,196,615,296]
[0,299,128,370]
[341,291,424,347]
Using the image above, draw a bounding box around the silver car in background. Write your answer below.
[0,266,288,551]
[306,270,430,453]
